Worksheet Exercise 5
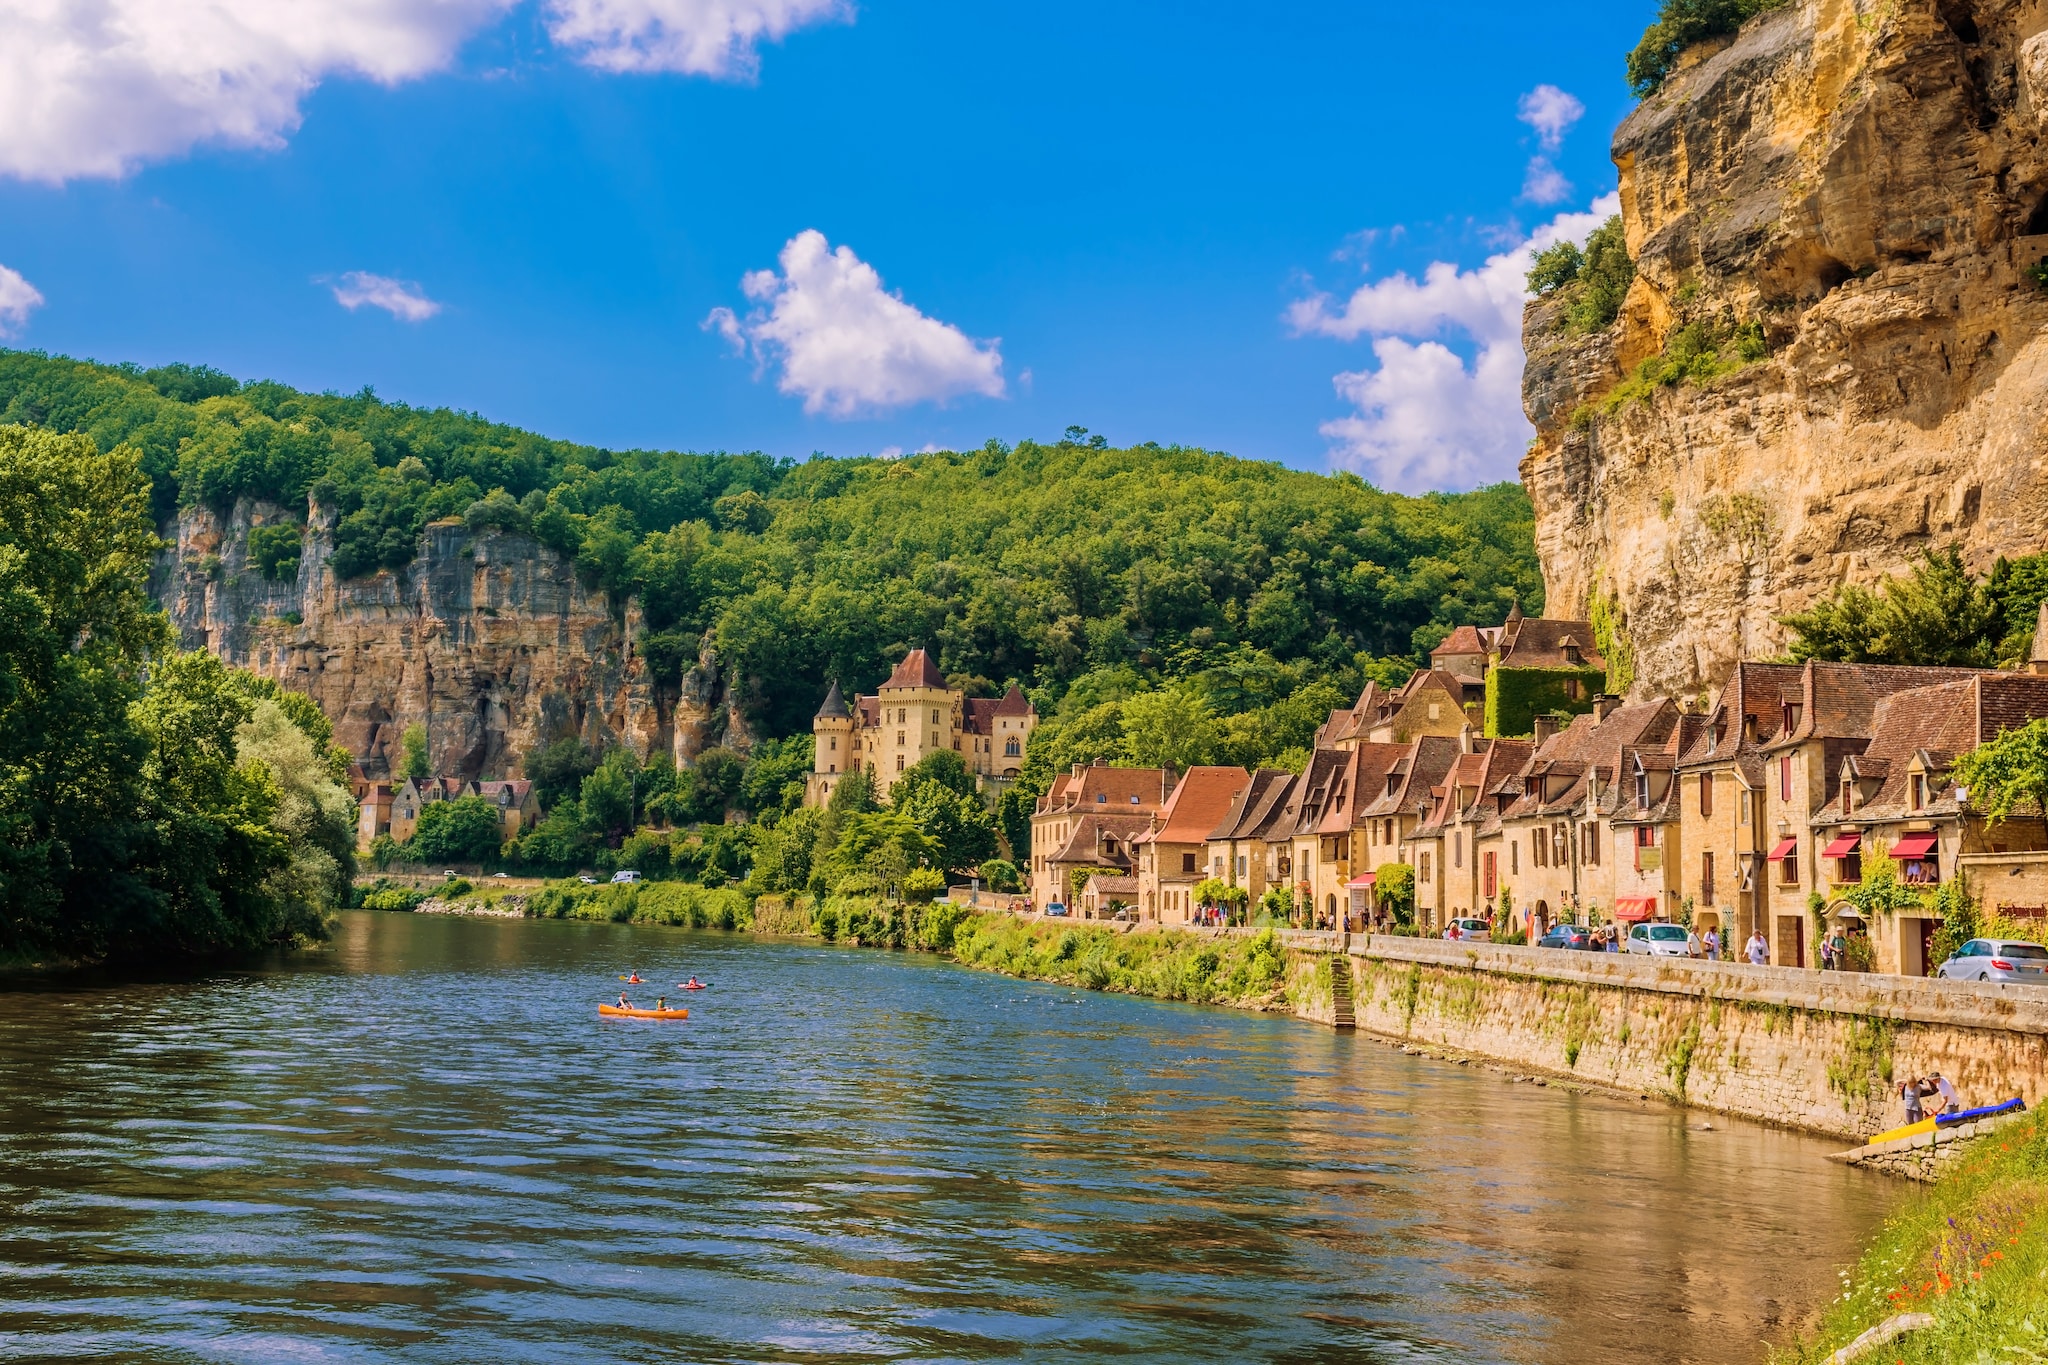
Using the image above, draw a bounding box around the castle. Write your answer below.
[807,649,1038,806]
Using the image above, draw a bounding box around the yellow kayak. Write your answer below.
[598,1004,688,1020]
[1865,1116,1936,1146]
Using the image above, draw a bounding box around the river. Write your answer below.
[0,911,1896,1363]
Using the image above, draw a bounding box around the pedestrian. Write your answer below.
[1686,926,1702,959]
[1703,925,1721,961]
[1899,1076,1924,1126]
[1820,934,1837,971]
[1746,930,1769,965]
[1929,1072,1961,1116]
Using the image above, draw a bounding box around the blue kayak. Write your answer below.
[1936,1097,2026,1127]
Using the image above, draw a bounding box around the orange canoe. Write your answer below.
[598,1004,689,1020]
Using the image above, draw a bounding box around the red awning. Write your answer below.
[1614,896,1660,922]
[1346,874,1376,887]
[1891,831,1939,860]
[1821,833,1861,859]
[1768,837,1798,861]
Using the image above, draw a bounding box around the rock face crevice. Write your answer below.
[1523,0,2048,698]
[156,500,748,780]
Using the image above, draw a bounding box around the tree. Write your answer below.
[1953,719,2048,828]
[1527,240,1584,295]
[1120,682,1221,770]
[903,867,946,903]
[1565,217,1635,333]
[409,796,506,864]
[995,785,1034,863]
[1374,862,1416,927]
[896,782,999,875]
[689,746,746,822]
[1783,547,2008,668]
[526,737,599,810]
[579,749,639,838]
[1628,0,1788,95]
[235,697,356,915]
[399,722,431,782]
[978,858,1020,892]
[895,749,977,800]
[740,734,814,817]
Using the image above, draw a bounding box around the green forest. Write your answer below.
[0,349,1541,739]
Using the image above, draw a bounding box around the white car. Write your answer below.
[611,870,642,884]
[1627,922,1692,957]
[1444,918,1490,942]
[1935,939,2048,984]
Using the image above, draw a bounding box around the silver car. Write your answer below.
[1626,922,1692,957]
[1444,917,1491,942]
[1935,938,2048,984]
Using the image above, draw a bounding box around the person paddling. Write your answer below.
[618,991,633,1010]
[681,976,705,990]
[655,996,668,1013]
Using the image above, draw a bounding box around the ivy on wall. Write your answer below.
[1484,666,1608,739]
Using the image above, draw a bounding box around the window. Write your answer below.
[1534,831,1546,868]
[1428,703,1441,720]
[1701,852,1715,905]
[931,709,940,724]
[896,755,905,772]
[829,737,837,752]
[1420,852,1432,884]
[897,731,905,746]
[1780,841,1799,885]
[1739,789,1751,826]
[1385,819,1395,843]
[1510,840,1518,874]
[898,708,907,723]
[1453,832,1462,868]
[1584,823,1600,866]
[1635,770,1650,809]
[1182,852,1198,873]
[1781,756,1793,803]
[1095,793,1107,804]
[1635,825,1655,847]
[1005,737,1020,757]
[1483,851,1497,898]
[1912,774,1928,810]
[1699,774,1713,818]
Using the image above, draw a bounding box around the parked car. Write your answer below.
[1935,939,2048,983]
[1444,917,1491,942]
[1111,907,1132,922]
[492,872,509,879]
[1626,922,1692,957]
[1045,902,1069,917]
[611,870,641,884]
[1537,924,1596,950]
[578,875,597,885]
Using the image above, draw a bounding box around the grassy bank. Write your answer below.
[949,917,1329,1013]
[1775,1109,2048,1363]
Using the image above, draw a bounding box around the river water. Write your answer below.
[0,912,1896,1363]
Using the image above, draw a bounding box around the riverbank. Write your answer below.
[1774,1107,2048,1363]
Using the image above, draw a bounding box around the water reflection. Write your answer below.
[0,912,1893,1362]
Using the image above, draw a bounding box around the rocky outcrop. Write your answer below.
[157,500,746,779]
[1523,0,2048,698]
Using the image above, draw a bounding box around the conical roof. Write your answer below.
[815,679,851,720]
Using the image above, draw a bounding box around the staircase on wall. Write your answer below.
[1330,957,1356,1030]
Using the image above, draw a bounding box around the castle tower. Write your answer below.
[807,680,856,806]
[873,647,956,800]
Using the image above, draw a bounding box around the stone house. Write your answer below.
[1079,873,1139,918]
[1318,669,1479,748]
[1354,735,1461,930]
[1412,737,1531,930]
[476,779,543,841]
[356,782,394,852]
[1030,762,1174,910]
[389,776,476,845]
[1604,714,1708,928]
[1808,673,2048,974]
[1752,662,1996,967]
[1203,768,1298,906]
[1132,765,1252,924]
[807,649,1038,806]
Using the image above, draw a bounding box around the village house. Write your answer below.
[1354,734,1460,930]
[1030,761,1175,911]
[356,782,395,851]
[476,779,543,842]
[1411,735,1532,930]
[1328,743,1423,928]
[388,776,477,845]
[1317,669,1477,748]
[806,649,1038,806]
[1806,672,2048,974]
[1132,766,1252,923]
[1203,768,1298,906]
[1604,710,1709,930]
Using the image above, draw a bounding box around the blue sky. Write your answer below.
[0,1,1652,490]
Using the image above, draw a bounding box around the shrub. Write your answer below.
[442,877,473,898]
[903,867,946,903]
[977,858,1021,893]
[1527,239,1584,295]
[407,797,505,865]
[1627,0,1788,96]
[248,522,303,581]
[358,882,427,911]
[1564,217,1635,333]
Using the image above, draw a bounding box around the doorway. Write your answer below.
[1775,914,1805,968]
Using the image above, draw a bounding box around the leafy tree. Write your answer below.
[977,857,1020,892]
[399,722,431,782]
[903,866,946,903]
[236,697,356,913]
[689,747,746,822]
[409,796,505,864]
[248,523,303,581]
[1953,719,2048,828]
[1782,546,2026,668]
[1564,217,1635,333]
[1627,0,1788,95]
[896,783,1000,875]
[579,748,639,838]
[1120,682,1222,770]
[1527,240,1584,295]
[526,737,599,810]
[1374,862,1416,927]
[895,749,977,800]
[740,734,814,817]
[995,785,1034,863]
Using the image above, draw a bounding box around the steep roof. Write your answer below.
[1207,768,1298,841]
[962,698,1000,734]
[1046,811,1157,867]
[882,648,948,690]
[1818,673,2048,825]
[1356,734,1462,820]
[1430,625,1490,658]
[1037,761,1174,816]
[994,683,1033,716]
[815,679,851,720]
[1139,766,1253,845]
[1495,616,1604,671]
[1505,699,1678,821]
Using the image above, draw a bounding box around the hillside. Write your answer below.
[1522,0,2048,698]
[0,350,1540,778]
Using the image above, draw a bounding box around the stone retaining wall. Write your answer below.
[1333,936,2048,1142]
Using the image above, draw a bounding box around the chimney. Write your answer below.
[1532,712,1559,745]
[1459,722,1476,754]
[1591,694,1617,723]
[2031,600,2048,675]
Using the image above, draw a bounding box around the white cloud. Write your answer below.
[1521,156,1571,205]
[0,0,850,183]
[1517,84,1584,151]
[706,229,1006,418]
[0,0,513,182]
[0,264,43,335]
[1289,194,1619,492]
[328,271,441,321]
[544,0,848,77]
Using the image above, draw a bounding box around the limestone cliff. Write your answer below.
[1523,0,2048,697]
[157,499,752,780]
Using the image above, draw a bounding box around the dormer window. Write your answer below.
[1783,702,1802,733]
[1096,793,1107,804]
[1912,774,1929,810]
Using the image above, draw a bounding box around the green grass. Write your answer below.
[524,880,752,930]
[1773,1110,2048,1363]
[950,918,1293,1006]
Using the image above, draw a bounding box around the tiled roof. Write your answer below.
[882,649,948,690]
[1496,616,1605,671]
[1047,811,1157,867]
[1037,762,1174,815]
[1139,766,1253,844]
[994,684,1033,717]
[1431,625,1490,657]
[962,698,999,734]
[815,680,851,720]
[1357,734,1462,820]
[1504,700,1677,821]
[1208,769,1298,841]
[1818,674,2048,825]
